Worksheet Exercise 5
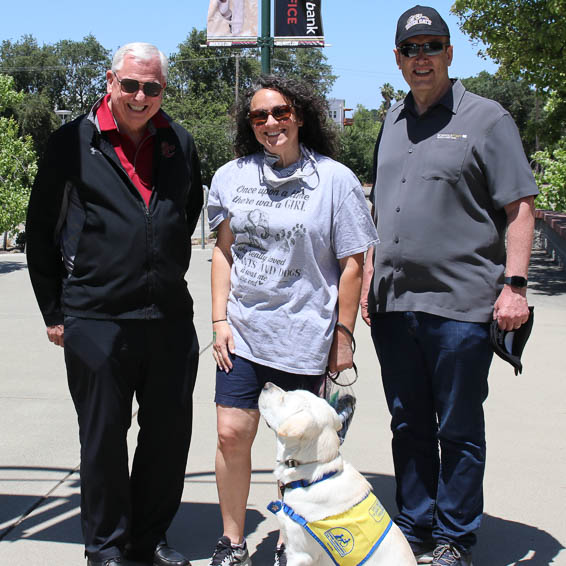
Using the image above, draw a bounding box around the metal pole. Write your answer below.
[261,0,271,74]
[235,53,240,104]
[201,185,209,249]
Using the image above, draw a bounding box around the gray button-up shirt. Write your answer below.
[369,79,538,323]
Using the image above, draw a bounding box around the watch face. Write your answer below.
[505,276,528,288]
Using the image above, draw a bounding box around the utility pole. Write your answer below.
[260,0,272,74]
[235,53,240,104]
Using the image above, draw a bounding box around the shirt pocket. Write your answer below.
[421,138,469,184]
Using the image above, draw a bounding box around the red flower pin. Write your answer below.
[161,141,176,158]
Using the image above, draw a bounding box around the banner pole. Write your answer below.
[261,0,271,74]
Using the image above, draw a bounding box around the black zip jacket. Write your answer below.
[26,106,203,326]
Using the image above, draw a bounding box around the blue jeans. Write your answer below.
[370,312,492,551]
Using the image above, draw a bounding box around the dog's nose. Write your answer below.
[263,382,274,391]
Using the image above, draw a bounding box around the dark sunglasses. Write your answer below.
[248,104,294,126]
[113,72,163,97]
[398,41,449,58]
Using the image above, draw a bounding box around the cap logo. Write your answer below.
[405,14,432,30]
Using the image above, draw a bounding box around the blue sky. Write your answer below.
[1,0,498,111]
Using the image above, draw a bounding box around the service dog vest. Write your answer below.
[268,491,392,566]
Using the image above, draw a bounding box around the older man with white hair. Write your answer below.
[26,42,203,566]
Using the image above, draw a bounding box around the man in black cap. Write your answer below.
[361,5,538,566]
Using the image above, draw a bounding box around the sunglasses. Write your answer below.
[248,104,294,126]
[398,41,449,58]
[113,72,163,97]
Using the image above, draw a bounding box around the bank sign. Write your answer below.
[274,0,325,46]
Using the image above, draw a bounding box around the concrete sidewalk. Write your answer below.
[1,247,565,565]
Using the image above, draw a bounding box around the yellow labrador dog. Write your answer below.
[259,382,416,566]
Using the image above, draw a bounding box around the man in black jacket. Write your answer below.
[26,42,203,566]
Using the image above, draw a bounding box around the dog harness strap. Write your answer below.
[272,492,392,566]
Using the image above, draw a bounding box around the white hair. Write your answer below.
[112,42,168,82]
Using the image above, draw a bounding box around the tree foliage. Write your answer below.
[376,82,406,121]
[0,35,61,101]
[165,28,261,185]
[272,47,337,99]
[461,71,539,155]
[0,75,37,234]
[164,29,337,184]
[169,29,260,101]
[533,140,566,212]
[452,0,566,95]
[14,91,59,157]
[54,35,111,114]
[338,105,381,184]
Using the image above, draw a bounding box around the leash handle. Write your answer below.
[327,362,358,387]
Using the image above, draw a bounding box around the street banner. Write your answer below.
[274,0,325,46]
[207,0,258,46]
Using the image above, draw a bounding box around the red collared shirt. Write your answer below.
[96,94,168,207]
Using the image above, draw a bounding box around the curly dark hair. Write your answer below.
[234,75,337,159]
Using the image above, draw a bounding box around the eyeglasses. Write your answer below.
[113,72,163,97]
[248,104,294,127]
[398,41,449,58]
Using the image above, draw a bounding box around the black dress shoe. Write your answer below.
[153,544,191,566]
[87,558,123,566]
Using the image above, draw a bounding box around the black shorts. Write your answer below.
[215,354,322,409]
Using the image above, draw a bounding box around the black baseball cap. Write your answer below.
[395,5,450,46]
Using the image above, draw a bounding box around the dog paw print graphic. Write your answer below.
[275,224,307,252]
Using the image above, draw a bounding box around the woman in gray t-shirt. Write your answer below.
[206,75,378,566]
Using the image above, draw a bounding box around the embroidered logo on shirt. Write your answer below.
[406,14,432,30]
[161,141,176,158]
[437,133,468,140]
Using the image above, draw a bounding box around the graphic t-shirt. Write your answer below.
[208,148,378,374]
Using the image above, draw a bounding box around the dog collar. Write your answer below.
[283,471,338,491]
[279,457,322,468]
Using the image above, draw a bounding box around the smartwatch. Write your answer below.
[504,276,528,288]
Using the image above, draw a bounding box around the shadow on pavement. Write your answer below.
[2,468,563,565]
[365,471,564,566]
[0,261,27,275]
[529,248,566,296]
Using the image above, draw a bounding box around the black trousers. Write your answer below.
[64,316,199,562]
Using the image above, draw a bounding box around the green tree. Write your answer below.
[376,82,406,121]
[0,75,37,234]
[532,140,566,212]
[165,29,260,185]
[168,28,259,102]
[14,91,59,157]
[164,91,234,187]
[0,34,111,154]
[54,35,111,115]
[338,105,381,184]
[461,71,539,155]
[0,35,61,101]
[451,0,566,95]
[272,47,337,98]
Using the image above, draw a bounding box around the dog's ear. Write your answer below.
[277,410,314,438]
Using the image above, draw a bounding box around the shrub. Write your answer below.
[533,140,566,212]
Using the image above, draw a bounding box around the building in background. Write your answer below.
[328,98,353,130]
